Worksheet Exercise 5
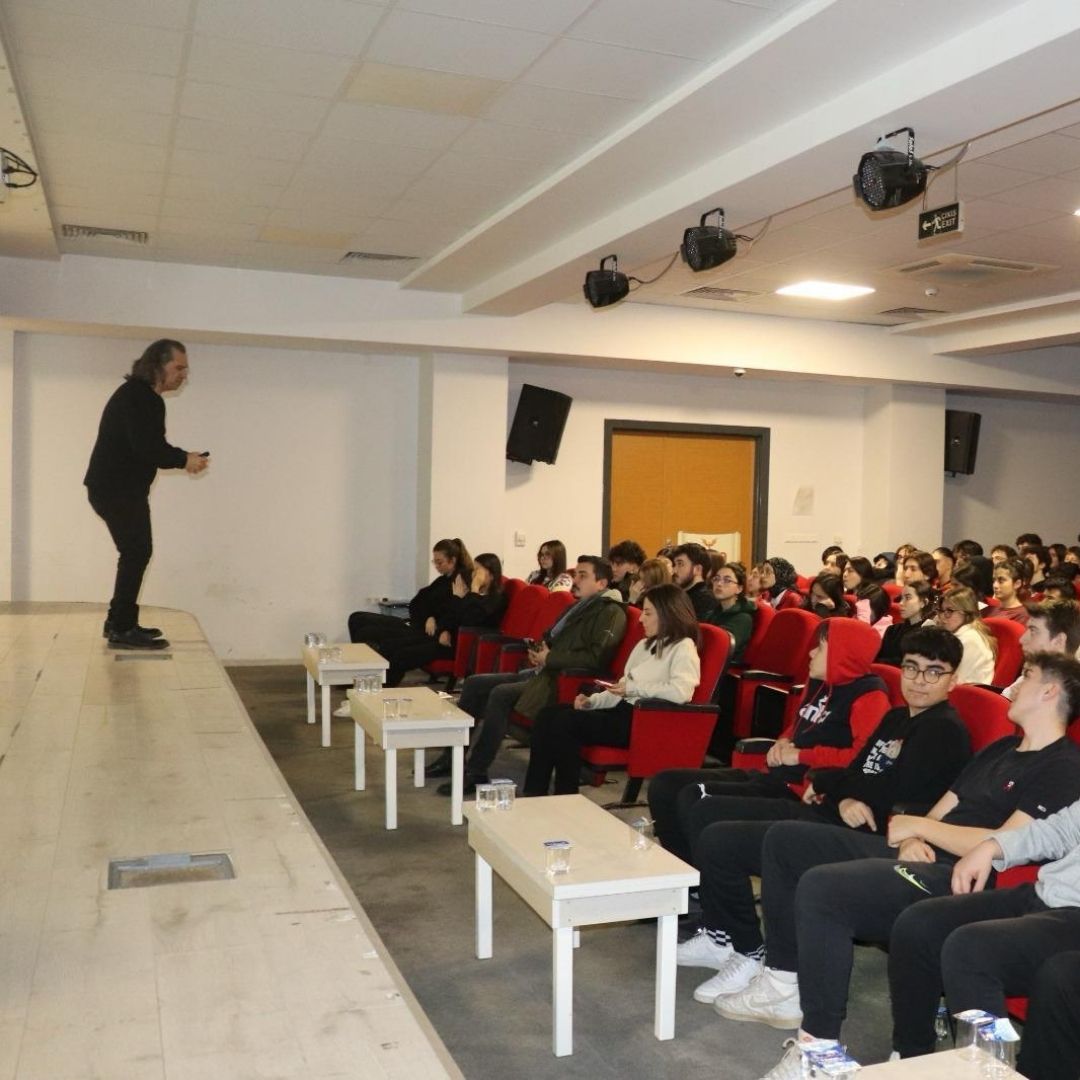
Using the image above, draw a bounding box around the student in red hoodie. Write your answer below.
[650,619,888,866]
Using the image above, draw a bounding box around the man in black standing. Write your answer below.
[85,339,209,650]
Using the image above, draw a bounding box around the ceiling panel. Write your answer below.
[192,0,386,55]
[480,82,636,135]
[395,0,594,35]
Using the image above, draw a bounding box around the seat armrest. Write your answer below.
[633,699,718,714]
[735,738,776,754]
[738,670,795,684]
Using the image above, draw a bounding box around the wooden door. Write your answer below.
[608,429,756,562]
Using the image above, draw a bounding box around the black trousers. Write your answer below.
[693,797,829,956]
[382,638,453,687]
[760,821,954,1040]
[647,767,798,864]
[348,610,427,651]
[889,882,1080,1070]
[523,700,633,795]
[87,489,152,632]
[1021,950,1080,1080]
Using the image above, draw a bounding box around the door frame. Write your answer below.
[602,420,770,566]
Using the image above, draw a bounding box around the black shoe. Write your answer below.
[108,627,170,650]
[437,774,487,797]
[426,750,453,778]
[103,620,162,639]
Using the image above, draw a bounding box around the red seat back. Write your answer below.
[869,663,905,707]
[984,617,1025,688]
[530,590,575,638]
[948,684,1017,752]
[607,605,644,678]
[694,623,734,703]
[743,601,776,666]
[889,603,902,624]
[748,608,820,681]
[882,582,902,601]
[499,583,548,638]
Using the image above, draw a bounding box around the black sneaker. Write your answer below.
[103,620,163,639]
[108,627,170,650]
[437,774,487,797]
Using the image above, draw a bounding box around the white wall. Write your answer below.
[942,393,1080,549]
[12,333,421,658]
[501,363,868,579]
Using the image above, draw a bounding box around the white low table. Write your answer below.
[350,686,473,830]
[302,643,388,748]
[464,793,699,1057]
[859,1049,1019,1077]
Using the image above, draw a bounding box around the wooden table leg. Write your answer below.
[320,682,331,747]
[654,912,677,1041]
[553,926,574,1056]
[306,673,315,724]
[475,854,492,959]
[384,747,397,830]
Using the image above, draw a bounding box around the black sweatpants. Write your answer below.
[348,610,428,652]
[523,700,633,795]
[647,767,799,864]
[87,489,152,632]
[382,638,453,687]
[760,821,954,1040]
[1021,950,1080,1080]
[889,882,1080,1069]
[692,797,831,955]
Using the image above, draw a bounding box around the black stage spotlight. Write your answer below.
[583,254,630,308]
[853,127,928,211]
[681,207,738,272]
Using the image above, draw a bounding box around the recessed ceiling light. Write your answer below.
[776,280,876,301]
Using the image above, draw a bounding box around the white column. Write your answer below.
[860,384,947,553]
[0,329,13,600]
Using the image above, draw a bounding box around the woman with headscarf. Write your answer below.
[760,556,802,610]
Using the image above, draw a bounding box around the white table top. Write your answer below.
[464,794,698,900]
[302,642,388,680]
[349,685,473,738]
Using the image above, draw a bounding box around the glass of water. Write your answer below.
[491,778,516,810]
[475,784,498,811]
[629,816,654,850]
[382,698,399,721]
[544,840,573,876]
[305,632,327,647]
[398,697,412,718]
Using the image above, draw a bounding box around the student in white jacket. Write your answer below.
[937,585,997,685]
[523,584,701,796]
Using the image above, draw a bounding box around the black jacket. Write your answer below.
[84,377,188,497]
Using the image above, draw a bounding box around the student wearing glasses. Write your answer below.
[727,644,1080,1080]
[936,585,996,685]
[705,561,757,662]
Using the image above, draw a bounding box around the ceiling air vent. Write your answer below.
[61,223,149,244]
[340,250,419,263]
[683,286,761,302]
[878,306,947,318]
[891,252,1054,288]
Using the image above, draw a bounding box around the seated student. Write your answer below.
[650,619,888,865]
[876,580,937,666]
[738,652,1080,1080]
[841,556,874,597]
[871,551,896,583]
[705,561,757,662]
[803,572,851,620]
[937,586,997,685]
[671,542,718,621]
[1017,532,1044,549]
[1041,576,1078,602]
[992,557,1031,625]
[522,584,699,796]
[1049,542,1069,573]
[991,543,1019,566]
[952,539,983,570]
[853,583,891,638]
[433,556,626,794]
[526,539,573,592]
[745,563,766,602]
[1022,543,1052,591]
[761,556,802,611]
[887,670,1080,1062]
[822,552,848,577]
[679,628,968,1010]
[953,555,995,604]
[1003,598,1080,700]
[1066,545,1080,568]
[934,547,956,591]
[627,556,673,606]
[607,539,646,602]
[820,545,845,571]
[381,553,505,687]
[901,549,939,590]
[348,537,471,648]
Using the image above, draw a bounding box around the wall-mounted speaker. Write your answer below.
[945,409,981,475]
[506,384,572,465]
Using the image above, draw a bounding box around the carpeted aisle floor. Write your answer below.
[228,664,896,1080]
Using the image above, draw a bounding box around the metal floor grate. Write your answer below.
[107,852,235,889]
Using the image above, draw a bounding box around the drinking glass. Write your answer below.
[978,1025,1019,1077]
[475,784,498,811]
[491,779,516,810]
[397,697,412,718]
[955,1011,994,1060]
[629,816,654,850]
[544,840,572,876]
[305,632,327,647]
[382,698,399,721]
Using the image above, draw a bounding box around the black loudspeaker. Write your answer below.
[945,410,981,475]
[506,384,572,465]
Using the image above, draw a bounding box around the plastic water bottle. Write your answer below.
[934,1003,951,1051]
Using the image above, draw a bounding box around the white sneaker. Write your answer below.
[758,1039,805,1080]
[693,953,763,1002]
[714,968,803,1029]
[333,701,351,717]
[676,929,733,969]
